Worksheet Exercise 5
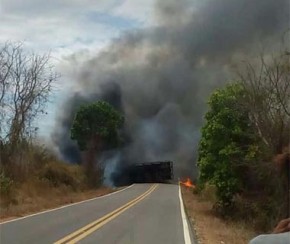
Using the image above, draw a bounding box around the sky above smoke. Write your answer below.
[1,0,288,181]
[0,0,156,55]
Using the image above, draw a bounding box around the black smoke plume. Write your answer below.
[51,0,289,185]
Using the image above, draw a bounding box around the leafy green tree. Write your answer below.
[198,83,258,206]
[71,101,124,151]
[71,101,124,185]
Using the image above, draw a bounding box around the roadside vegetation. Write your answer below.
[0,43,119,219]
[194,46,290,237]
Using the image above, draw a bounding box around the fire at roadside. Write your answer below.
[180,178,196,189]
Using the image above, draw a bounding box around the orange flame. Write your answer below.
[180,178,195,189]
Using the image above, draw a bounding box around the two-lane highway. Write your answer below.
[0,184,194,244]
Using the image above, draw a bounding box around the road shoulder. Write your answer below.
[179,184,196,244]
[181,186,256,244]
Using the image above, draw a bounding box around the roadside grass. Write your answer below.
[0,155,117,222]
[181,186,257,244]
[0,177,115,221]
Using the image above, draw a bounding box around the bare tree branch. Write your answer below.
[236,49,290,153]
[0,42,59,146]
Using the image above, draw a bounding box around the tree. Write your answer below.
[71,101,124,184]
[236,49,290,153]
[198,83,257,206]
[71,101,124,150]
[0,42,58,147]
[197,47,289,229]
[235,49,290,222]
[0,42,58,170]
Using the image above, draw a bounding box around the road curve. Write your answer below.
[0,184,195,244]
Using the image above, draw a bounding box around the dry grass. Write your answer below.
[0,142,122,222]
[0,179,118,222]
[181,186,257,244]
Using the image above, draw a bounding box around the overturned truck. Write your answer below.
[112,161,174,186]
[127,161,173,184]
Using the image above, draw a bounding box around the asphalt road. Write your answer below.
[0,184,194,244]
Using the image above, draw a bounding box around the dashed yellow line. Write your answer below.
[54,184,158,244]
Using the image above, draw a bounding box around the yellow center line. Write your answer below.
[54,184,158,244]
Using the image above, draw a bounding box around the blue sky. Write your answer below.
[0,0,156,139]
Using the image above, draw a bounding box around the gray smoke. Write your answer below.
[51,0,289,183]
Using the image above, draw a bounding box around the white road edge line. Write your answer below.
[179,184,192,244]
[0,184,135,225]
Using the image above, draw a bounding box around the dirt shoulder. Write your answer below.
[181,186,256,244]
[0,185,124,223]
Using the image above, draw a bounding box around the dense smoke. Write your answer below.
[51,0,289,184]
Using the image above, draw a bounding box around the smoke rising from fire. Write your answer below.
[51,0,289,184]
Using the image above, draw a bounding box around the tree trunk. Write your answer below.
[82,134,102,187]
